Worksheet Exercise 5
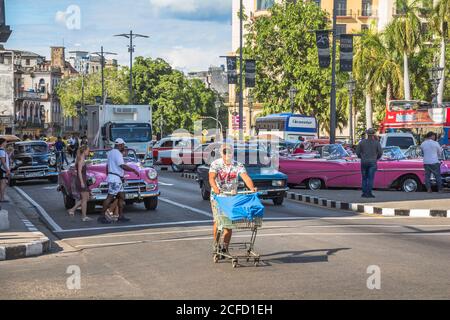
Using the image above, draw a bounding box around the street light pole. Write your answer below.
[288,87,297,114]
[346,75,356,146]
[114,31,149,105]
[248,91,253,133]
[330,0,338,144]
[239,0,244,141]
[215,97,221,139]
[91,47,117,104]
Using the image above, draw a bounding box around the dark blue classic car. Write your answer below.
[196,148,289,206]
[10,141,58,186]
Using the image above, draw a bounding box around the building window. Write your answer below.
[39,79,46,93]
[257,0,275,11]
[314,0,321,6]
[336,24,347,37]
[336,0,347,16]
[26,59,30,66]
[362,0,372,16]
[361,24,369,32]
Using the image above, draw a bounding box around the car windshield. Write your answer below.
[110,126,151,143]
[386,136,415,150]
[15,143,48,154]
[234,150,272,168]
[383,147,406,160]
[322,144,349,160]
[89,149,138,162]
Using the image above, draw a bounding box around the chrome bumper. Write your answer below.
[12,170,58,180]
[90,190,161,201]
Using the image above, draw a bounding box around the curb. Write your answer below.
[0,236,51,261]
[284,191,450,218]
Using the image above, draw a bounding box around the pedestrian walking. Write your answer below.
[356,128,382,198]
[99,138,139,224]
[54,136,69,170]
[420,131,443,193]
[209,144,257,255]
[68,145,93,222]
[0,138,11,203]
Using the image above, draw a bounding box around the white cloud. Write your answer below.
[164,46,223,72]
[55,11,66,25]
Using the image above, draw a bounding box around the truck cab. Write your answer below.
[379,132,417,153]
[87,105,153,160]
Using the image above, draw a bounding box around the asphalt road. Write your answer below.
[1,170,449,299]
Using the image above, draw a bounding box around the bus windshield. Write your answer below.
[388,101,431,112]
[110,125,151,143]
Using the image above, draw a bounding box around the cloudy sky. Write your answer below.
[5,0,232,72]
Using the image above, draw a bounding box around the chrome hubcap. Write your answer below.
[309,179,321,190]
[403,179,418,192]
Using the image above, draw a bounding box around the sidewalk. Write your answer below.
[0,190,51,261]
[286,188,450,217]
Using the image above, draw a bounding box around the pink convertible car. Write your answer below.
[279,145,449,192]
[58,149,159,212]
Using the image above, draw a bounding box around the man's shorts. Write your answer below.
[108,182,124,196]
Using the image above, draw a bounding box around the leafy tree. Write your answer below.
[242,1,349,131]
[385,0,423,100]
[57,67,128,117]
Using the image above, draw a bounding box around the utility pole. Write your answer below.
[346,75,356,146]
[114,31,149,105]
[330,0,338,144]
[91,47,116,104]
[239,0,244,141]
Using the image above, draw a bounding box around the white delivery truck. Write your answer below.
[86,104,153,159]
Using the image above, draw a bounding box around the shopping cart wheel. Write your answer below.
[232,259,238,268]
[213,254,219,263]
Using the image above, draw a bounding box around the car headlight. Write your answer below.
[14,160,23,167]
[272,180,285,187]
[87,176,96,186]
[147,169,157,180]
[238,181,245,188]
[49,157,56,166]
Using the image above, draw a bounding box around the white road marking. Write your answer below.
[159,197,213,217]
[14,186,63,232]
[56,220,213,233]
[158,182,174,186]
[43,186,57,190]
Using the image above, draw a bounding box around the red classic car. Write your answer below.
[58,149,159,213]
[279,145,449,192]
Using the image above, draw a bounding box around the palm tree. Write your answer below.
[430,0,450,105]
[385,0,423,100]
[354,28,403,129]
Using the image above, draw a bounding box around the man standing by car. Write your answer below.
[420,132,443,193]
[356,128,382,198]
[99,138,139,224]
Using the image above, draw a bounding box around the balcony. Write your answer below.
[358,9,377,18]
[16,90,49,101]
[335,9,356,20]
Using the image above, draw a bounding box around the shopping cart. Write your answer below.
[211,191,264,268]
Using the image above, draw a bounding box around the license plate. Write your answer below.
[26,172,44,178]
[125,193,138,199]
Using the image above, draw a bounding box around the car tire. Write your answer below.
[171,163,184,173]
[401,176,421,192]
[87,202,96,214]
[49,176,58,183]
[144,197,158,210]
[201,183,210,200]
[272,196,284,206]
[307,178,323,190]
[64,194,76,209]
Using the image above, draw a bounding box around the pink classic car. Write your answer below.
[279,145,449,192]
[58,149,159,212]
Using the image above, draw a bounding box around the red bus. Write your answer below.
[379,100,450,144]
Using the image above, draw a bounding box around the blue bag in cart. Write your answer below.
[213,193,265,221]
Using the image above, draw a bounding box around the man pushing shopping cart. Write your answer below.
[209,144,265,268]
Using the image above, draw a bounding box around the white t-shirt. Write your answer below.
[0,149,9,171]
[107,149,125,183]
[420,139,442,165]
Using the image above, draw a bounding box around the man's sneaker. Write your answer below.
[117,216,130,223]
[368,194,376,198]
[361,194,369,198]
[98,216,112,224]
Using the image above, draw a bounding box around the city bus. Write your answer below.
[379,100,450,144]
[255,113,318,142]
